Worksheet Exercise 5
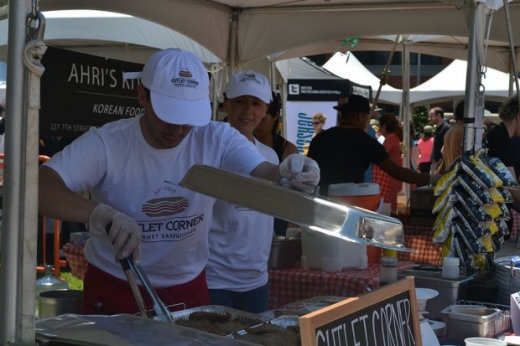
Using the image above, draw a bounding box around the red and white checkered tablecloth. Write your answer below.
[397,225,443,267]
[372,165,390,203]
[63,243,88,280]
[268,261,414,309]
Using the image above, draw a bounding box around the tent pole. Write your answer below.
[401,36,411,201]
[0,0,38,344]
[227,11,238,79]
[463,0,481,153]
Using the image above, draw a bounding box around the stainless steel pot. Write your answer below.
[493,256,520,305]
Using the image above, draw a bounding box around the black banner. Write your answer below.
[287,79,372,102]
[40,47,145,137]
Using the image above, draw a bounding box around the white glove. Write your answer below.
[279,154,320,194]
[89,203,142,263]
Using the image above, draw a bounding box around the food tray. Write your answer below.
[452,300,512,337]
[258,309,301,319]
[284,296,346,314]
[441,300,511,339]
[269,316,300,329]
[168,305,269,326]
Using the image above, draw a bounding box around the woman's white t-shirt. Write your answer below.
[206,140,279,292]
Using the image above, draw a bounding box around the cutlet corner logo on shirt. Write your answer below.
[139,196,204,242]
[142,197,188,217]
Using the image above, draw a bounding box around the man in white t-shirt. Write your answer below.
[207,71,279,313]
[38,48,320,315]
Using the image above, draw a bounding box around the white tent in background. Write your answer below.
[0,10,222,65]
[410,59,512,105]
[322,51,402,105]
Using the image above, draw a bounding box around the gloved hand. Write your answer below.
[279,154,320,194]
[89,203,142,263]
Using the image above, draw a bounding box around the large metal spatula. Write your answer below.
[180,164,415,252]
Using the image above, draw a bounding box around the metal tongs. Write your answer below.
[107,226,173,322]
[119,255,173,323]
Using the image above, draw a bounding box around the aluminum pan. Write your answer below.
[168,305,269,326]
[35,313,257,345]
[180,165,414,252]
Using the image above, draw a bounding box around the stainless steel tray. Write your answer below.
[269,316,300,329]
[169,305,269,326]
[35,313,256,345]
[283,296,347,315]
[180,165,414,252]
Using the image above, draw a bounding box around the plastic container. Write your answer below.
[464,337,506,346]
[35,265,70,319]
[442,257,460,279]
[380,257,397,286]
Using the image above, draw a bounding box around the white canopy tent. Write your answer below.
[322,51,402,105]
[2,0,520,344]
[0,10,222,65]
[2,1,520,72]
[410,59,513,105]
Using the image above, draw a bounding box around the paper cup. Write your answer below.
[464,337,506,346]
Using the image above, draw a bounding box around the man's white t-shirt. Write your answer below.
[206,140,279,292]
[44,117,266,288]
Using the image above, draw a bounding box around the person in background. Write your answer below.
[378,114,403,211]
[484,95,520,238]
[254,91,299,236]
[416,125,434,174]
[364,106,382,183]
[311,112,327,138]
[38,48,320,315]
[441,101,465,169]
[429,106,451,174]
[206,71,278,313]
[307,94,438,198]
[254,91,299,162]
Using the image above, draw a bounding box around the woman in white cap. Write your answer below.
[206,70,278,313]
[38,49,320,315]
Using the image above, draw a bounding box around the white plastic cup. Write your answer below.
[442,256,460,279]
[464,337,506,346]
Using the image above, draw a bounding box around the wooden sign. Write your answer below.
[299,277,421,346]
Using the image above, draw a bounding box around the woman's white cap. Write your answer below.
[224,70,272,104]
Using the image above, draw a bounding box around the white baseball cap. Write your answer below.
[224,70,272,104]
[140,48,211,126]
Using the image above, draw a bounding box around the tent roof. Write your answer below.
[0,10,222,64]
[276,56,344,82]
[410,59,513,105]
[322,51,402,105]
[2,1,518,71]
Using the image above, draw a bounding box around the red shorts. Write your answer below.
[81,264,209,315]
